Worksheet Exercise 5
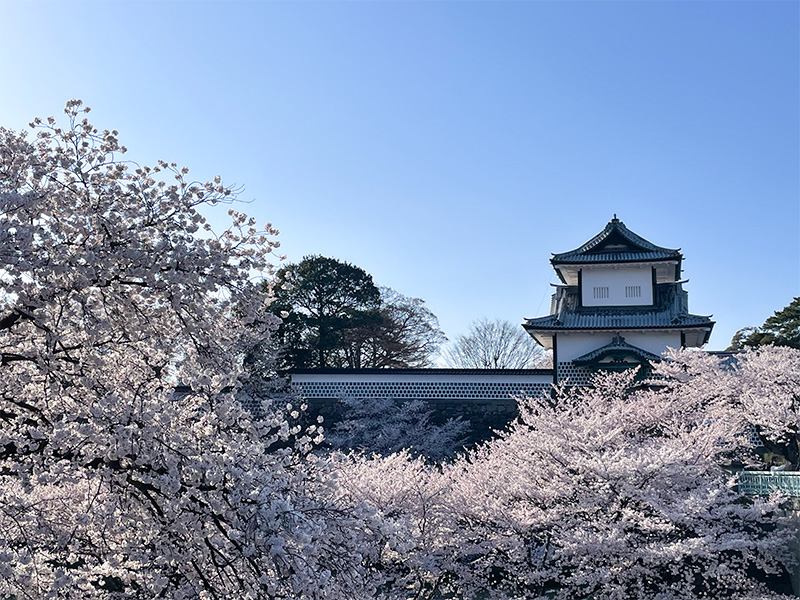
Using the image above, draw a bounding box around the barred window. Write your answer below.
[593,286,609,299]
[625,285,642,298]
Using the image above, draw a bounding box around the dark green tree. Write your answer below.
[267,257,445,370]
[268,256,382,369]
[727,297,800,350]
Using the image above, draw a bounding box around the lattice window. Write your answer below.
[593,286,609,299]
[625,285,641,298]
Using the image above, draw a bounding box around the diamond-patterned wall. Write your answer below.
[293,379,551,401]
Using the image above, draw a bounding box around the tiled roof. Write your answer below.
[526,283,713,332]
[554,250,679,264]
[572,335,663,365]
[523,310,714,331]
[289,368,553,376]
[551,217,682,265]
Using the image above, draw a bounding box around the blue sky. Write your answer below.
[2,1,798,355]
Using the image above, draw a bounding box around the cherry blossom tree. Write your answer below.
[335,365,795,600]
[325,396,469,461]
[735,347,800,468]
[0,102,382,600]
[4,101,795,600]
[332,450,463,600]
[657,346,800,470]
[448,368,791,598]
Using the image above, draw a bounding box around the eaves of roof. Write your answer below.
[523,312,715,331]
[553,252,680,264]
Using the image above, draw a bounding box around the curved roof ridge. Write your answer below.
[551,216,682,264]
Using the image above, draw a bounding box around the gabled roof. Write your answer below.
[572,335,662,366]
[551,216,682,267]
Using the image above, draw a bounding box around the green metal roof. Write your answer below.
[551,217,682,266]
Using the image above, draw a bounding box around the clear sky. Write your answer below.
[2,0,798,356]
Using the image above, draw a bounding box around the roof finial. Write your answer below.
[613,213,617,221]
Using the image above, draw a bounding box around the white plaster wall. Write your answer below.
[582,266,653,307]
[557,333,617,361]
[623,331,682,356]
[557,331,681,361]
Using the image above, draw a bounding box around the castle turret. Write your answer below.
[523,217,714,384]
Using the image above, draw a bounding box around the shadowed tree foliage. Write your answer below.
[343,287,446,368]
[326,395,469,462]
[268,256,445,370]
[728,297,800,350]
[268,256,382,369]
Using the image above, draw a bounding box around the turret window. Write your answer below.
[625,285,642,298]
[593,286,609,299]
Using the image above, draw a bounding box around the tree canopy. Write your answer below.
[728,297,800,350]
[348,287,447,368]
[267,255,382,369]
[268,256,445,370]
[0,102,381,600]
[334,350,797,599]
[444,318,547,369]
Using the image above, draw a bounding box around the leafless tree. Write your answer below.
[343,288,446,368]
[444,318,547,369]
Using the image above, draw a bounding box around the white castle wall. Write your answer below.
[623,331,682,355]
[582,266,653,307]
[558,333,616,362]
[290,371,556,442]
[557,331,681,362]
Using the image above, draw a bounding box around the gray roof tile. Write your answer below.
[552,217,682,265]
[523,310,714,331]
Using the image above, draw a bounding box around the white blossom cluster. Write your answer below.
[331,350,800,600]
[0,103,797,600]
[325,396,469,461]
[0,102,382,599]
